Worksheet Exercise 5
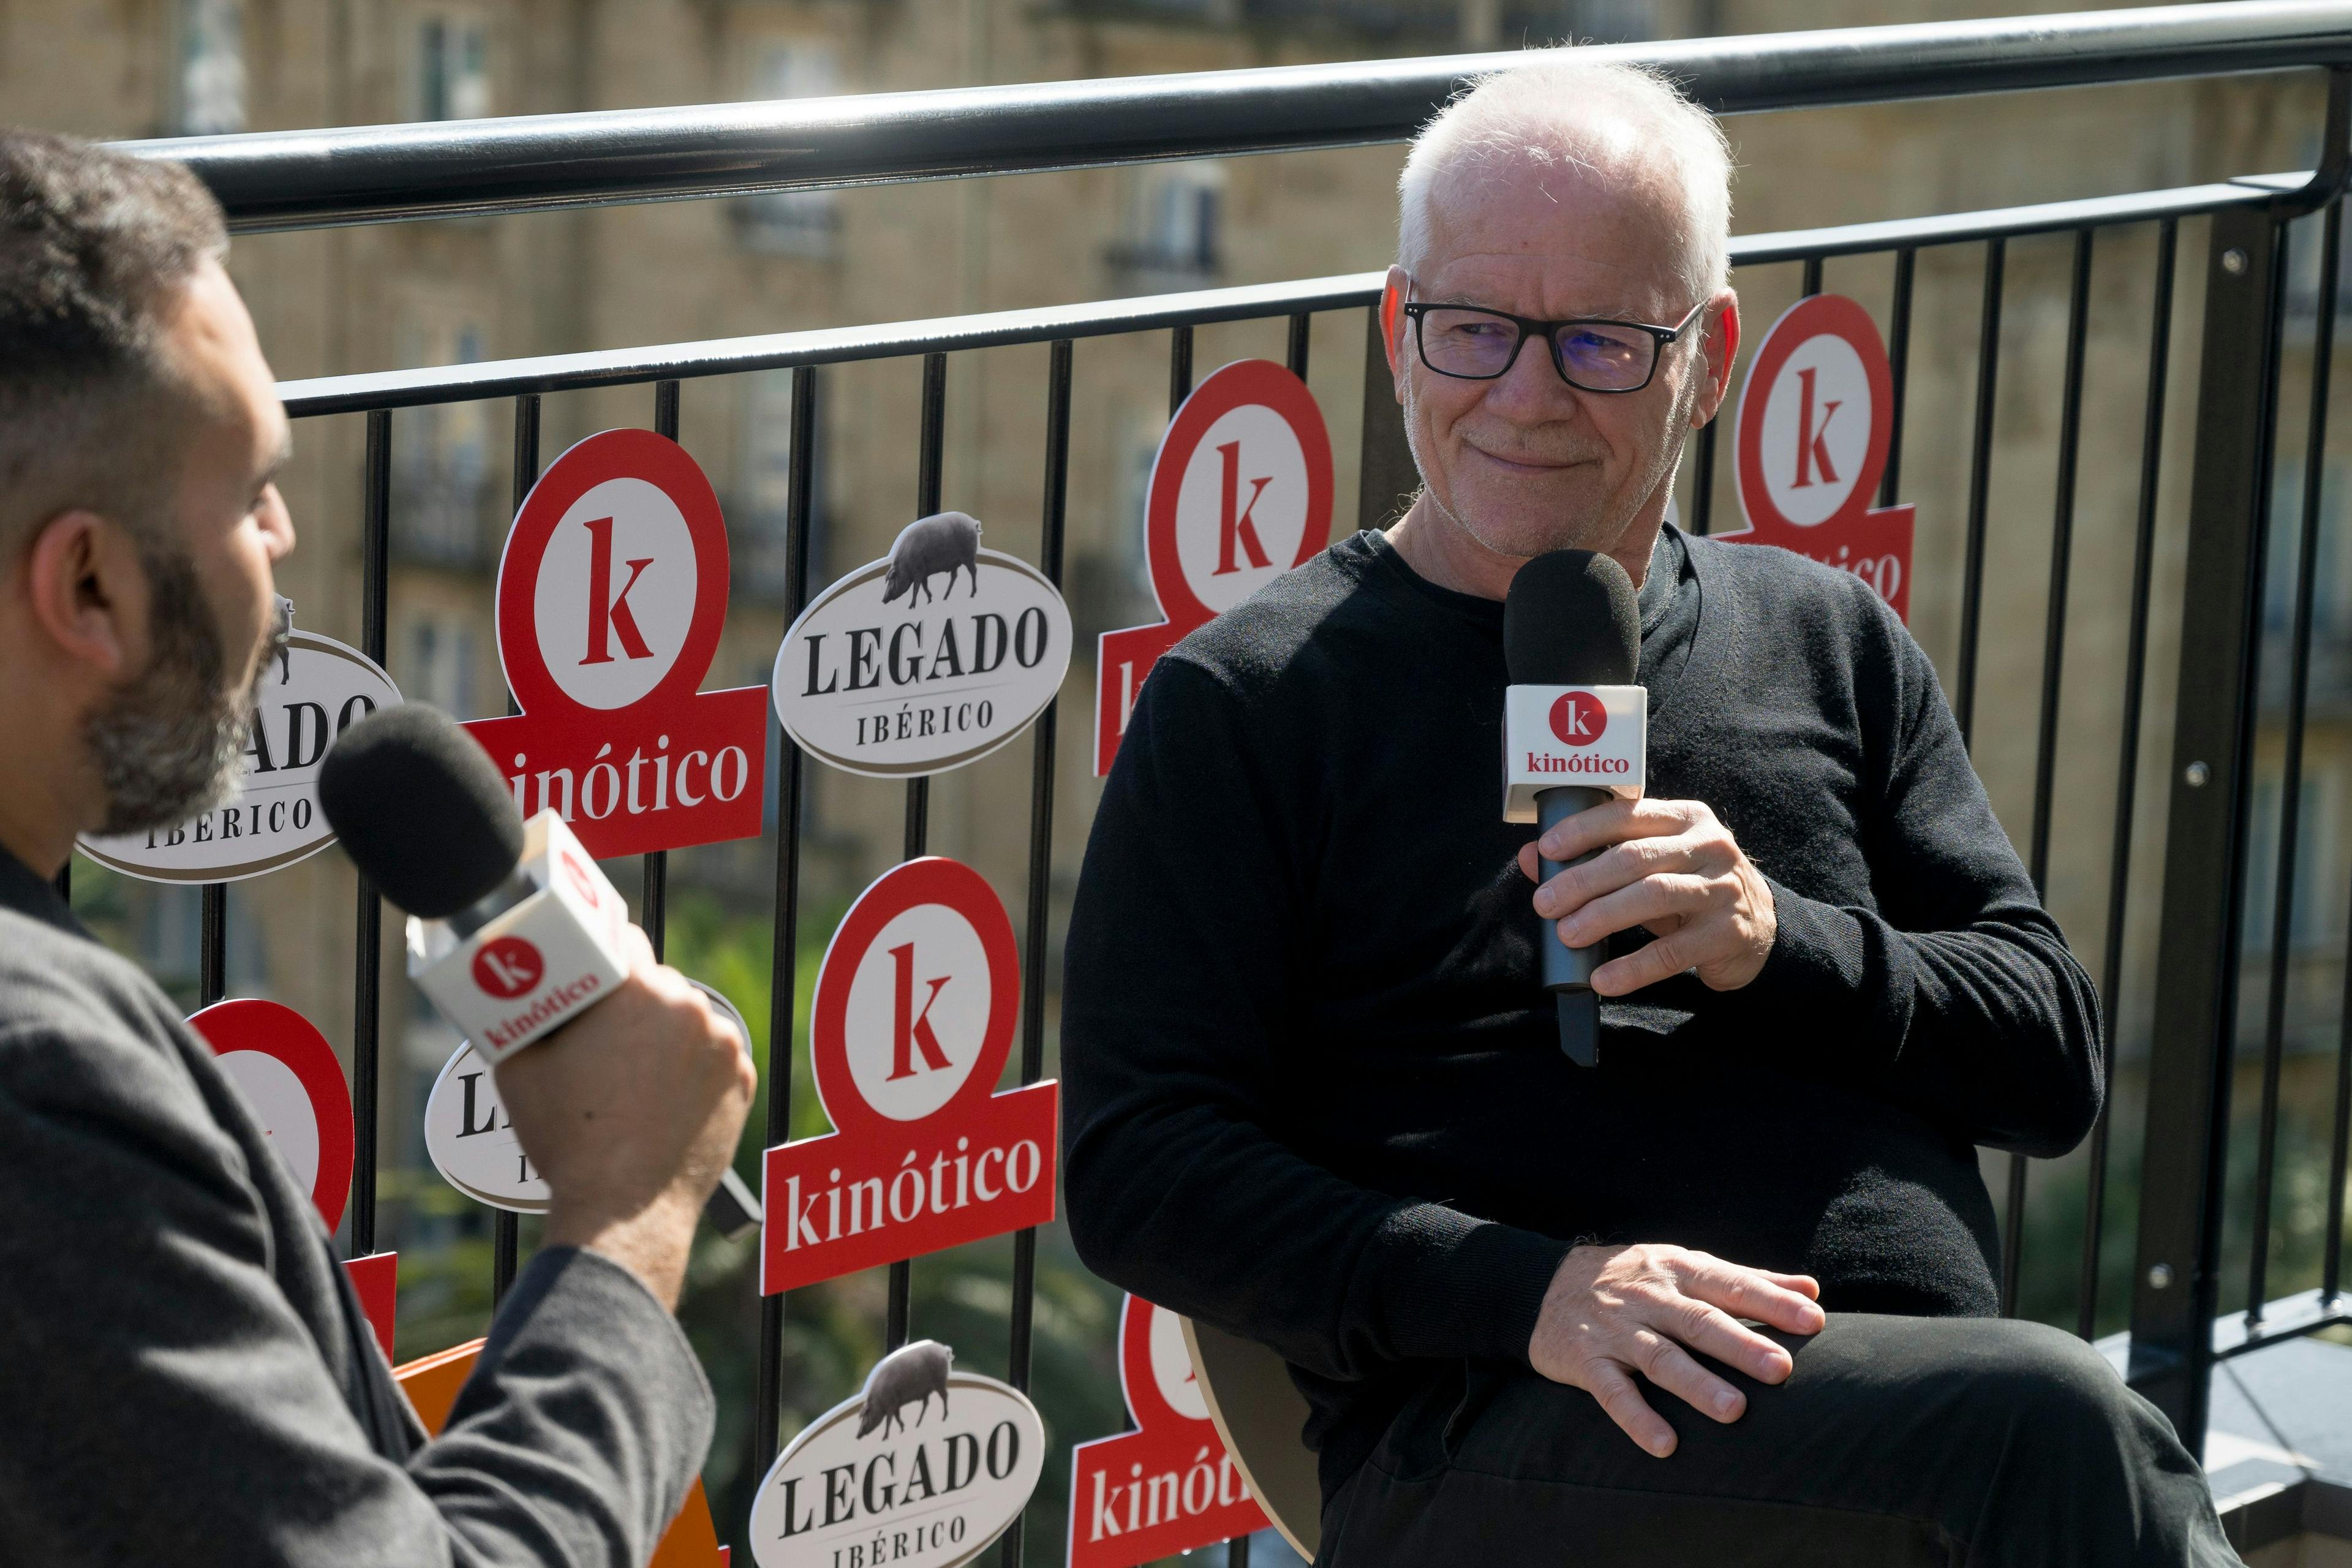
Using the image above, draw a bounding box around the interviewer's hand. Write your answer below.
[1517,796,1777,995]
[1529,1244,1825,1457]
[496,924,755,1311]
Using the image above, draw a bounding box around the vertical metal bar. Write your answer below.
[51,863,69,903]
[2080,219,2178,1341]
[2128,207,2287,1450]
[755,366,819,1476]
[2005,228,2095,1318]
[886,352,949,1355]
[1357,306,1418,532]
[351,408,391,1257]
[1689,419,1717,537]
[998,337,1074,1568]
[492,394,541,1300]
[2328,907,2352,1300]
[2247,197,2343,1327]
[200,886,227,1004]
[1956,239,2007,746]
[1800,254,1823,298]
[1880,248,1917,507]
[643,381,680,960]
[1231,1535,1253,1567]
[491,1212,518,1305]
[1286,312,1311,380]
[1170,325,1195,413]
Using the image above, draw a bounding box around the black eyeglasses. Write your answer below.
[1401,296,1711,394]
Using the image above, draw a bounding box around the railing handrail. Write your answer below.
[134,3,2352,234]
[274,171,2283,417]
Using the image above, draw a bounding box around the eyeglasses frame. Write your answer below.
[1399,294,1714,394]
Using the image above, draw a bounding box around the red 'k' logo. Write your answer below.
[473,937,545,998]
[1548,691,1608,748]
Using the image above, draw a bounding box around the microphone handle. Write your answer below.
[1536,785,1612,1068]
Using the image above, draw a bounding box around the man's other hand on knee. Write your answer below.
[1528,1243,1826,1458]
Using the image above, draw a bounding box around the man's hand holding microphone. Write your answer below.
[1504,548,1807,1457]
[321,703,753,1311]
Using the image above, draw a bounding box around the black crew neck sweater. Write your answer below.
[1060,526,2103,1497]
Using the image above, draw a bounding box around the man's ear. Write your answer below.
[1382,266,1409,402]
[1694,292,1743,429]
[18,510,146,682]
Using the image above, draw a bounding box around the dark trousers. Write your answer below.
[1317,1314,2240,1567]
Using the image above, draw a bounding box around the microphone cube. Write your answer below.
[405,810,634,1064]
[1501,684,1648,822]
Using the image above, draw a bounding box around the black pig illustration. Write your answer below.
[858,1340,952,1439]
[881,511,982,606]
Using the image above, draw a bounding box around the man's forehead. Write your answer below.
[164,258,287,470]
[1419,158,1690,315]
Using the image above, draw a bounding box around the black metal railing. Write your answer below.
[102,7,2352,1559]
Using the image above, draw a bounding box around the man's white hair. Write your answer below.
[1397,51,1733,306]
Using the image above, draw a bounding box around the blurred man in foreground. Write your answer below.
[1063,55,2239,1567]
[0,130,751,1566]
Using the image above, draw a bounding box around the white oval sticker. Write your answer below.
[423,1039,549,1213]
[773,524,1071,779]
[78,629,402,883]
[750,1347,1044,1568]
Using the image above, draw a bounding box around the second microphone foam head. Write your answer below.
[318,703,526,919]
[1502,548,1641,687]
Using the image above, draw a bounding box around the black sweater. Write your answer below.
[1060,526,2103,1494]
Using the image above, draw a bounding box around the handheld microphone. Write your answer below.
[320,703,762,1239]
[1502,551,1647,1068]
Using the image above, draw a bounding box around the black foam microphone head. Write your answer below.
[318,703,525,919]
[1503,549,1641,686]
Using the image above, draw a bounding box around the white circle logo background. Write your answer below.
[532,476,698,710]
[1147,1301,1210,1422]
[842,902,992,1122]
[1172,403,1311,616]
[216,1049,322,1197]
[1757,334,1872,529]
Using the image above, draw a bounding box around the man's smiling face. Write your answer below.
[1392,152,1730,565]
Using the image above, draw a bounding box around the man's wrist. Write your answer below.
[543,1190,701,1311]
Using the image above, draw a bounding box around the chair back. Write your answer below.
[1177,1316,1323,1560]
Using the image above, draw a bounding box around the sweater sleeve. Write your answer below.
[1061,659,1569,1382]
[1742,590,2105,1158]
[0,1008,710,1568]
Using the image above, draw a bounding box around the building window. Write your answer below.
[736,42,842,257]
[391,314,492,565]
[737,369,826,597]
[175,0,246,136]
[417,13,491,122]
[1107,164,1225,289]
[403,612,478,718]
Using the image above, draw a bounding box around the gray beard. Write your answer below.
[83,551,284,837]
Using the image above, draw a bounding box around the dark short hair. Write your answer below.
[0,129,228,553]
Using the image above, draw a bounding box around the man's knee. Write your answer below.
[1935,1318,2155,1451]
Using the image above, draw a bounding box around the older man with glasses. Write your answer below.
[1061,51,2244,1568]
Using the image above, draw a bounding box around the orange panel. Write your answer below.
[392,1341,721,1564]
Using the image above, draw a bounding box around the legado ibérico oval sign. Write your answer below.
[750,1341,1044,1568]
[772,513,1072,778]
[78,625,401,883]
[424,979,751,1215]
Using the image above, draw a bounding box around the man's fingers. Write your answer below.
[1589,931,1702,997]
[1537,796,1694,862]
[1655,1302,1795,1386]
[1583,1363,1678,1458]
[1554,871,1708,949]
[1534,834,1702,921]
[1757,1270,1823,1300]
[1683,1259,1828,1337]
[1629,1330,1747,1423]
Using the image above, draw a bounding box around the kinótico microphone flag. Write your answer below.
[464,429,768,858]
[760,858,1058,1296]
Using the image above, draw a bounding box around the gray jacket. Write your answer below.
[0,848,712,1566]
